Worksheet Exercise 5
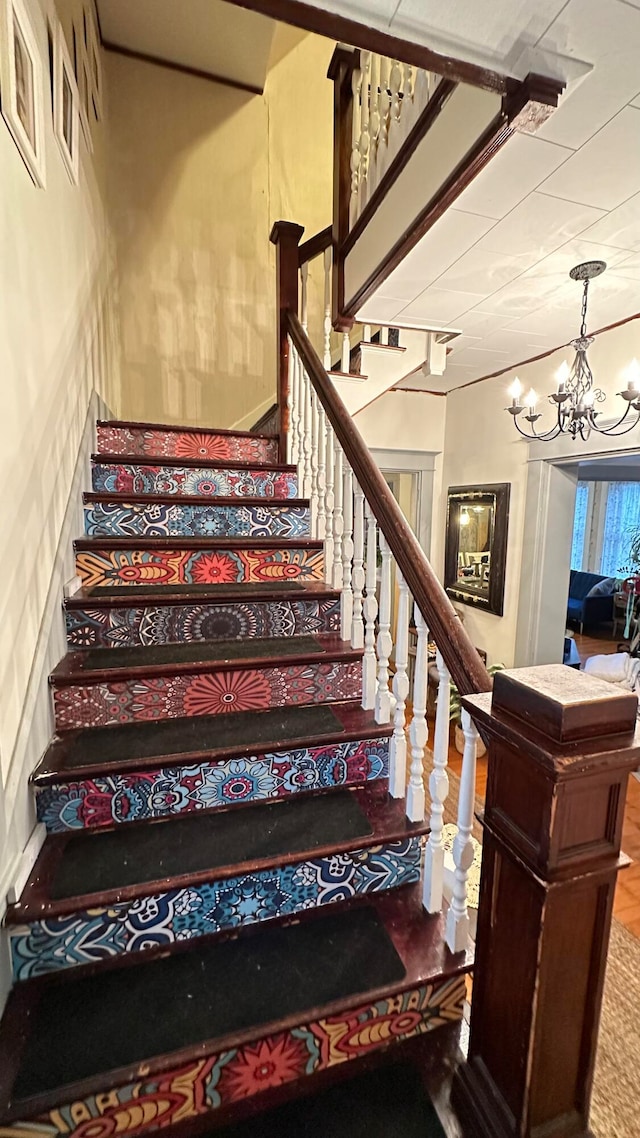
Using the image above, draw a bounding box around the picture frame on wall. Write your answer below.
[0,0,46,186]
[53,20,79,184]
[85,3,101,120]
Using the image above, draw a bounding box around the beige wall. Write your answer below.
[0,0,119,1003]
[107,31,334,429]
[436,316,640,667]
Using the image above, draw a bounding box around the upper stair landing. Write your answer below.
[96,420,280,463]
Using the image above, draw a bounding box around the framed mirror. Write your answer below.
[444,483,510,616]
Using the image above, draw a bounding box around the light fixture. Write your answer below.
[505,261,640,441]
[460,509,470,526]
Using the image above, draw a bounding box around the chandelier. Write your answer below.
[506,260,640,442]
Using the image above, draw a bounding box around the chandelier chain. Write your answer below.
[580,280,589,338]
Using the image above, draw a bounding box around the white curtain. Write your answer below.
[570,482,589,571]
[600,482,640,576]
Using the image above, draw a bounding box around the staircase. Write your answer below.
[0,418,469,1138]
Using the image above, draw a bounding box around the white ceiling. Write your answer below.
[97,0,276,90]
[308,0,640,392]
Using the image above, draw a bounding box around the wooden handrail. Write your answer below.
[298,226,332,267]
[286,309,491,697]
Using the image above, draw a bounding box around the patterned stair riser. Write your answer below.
[2,975,465,1138]
[35,738,390,832]
[65,598,340,649]
[52,661,362,731]
[84,502,311,540]
[76,546,324,588]
[92,464,298,499]
[9,837,423,980]
[97,426,279,463]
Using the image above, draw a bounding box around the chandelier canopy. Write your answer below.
[506,261,640,442]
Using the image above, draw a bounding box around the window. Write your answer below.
[570,482,589,571]
[600,482,640,577]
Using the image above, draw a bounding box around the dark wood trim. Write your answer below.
[444,483,510,617]
[270,221,305,462]
[342,72,564,320]
[92,452,296,472]
[298,225,333,267]
[341,78,457,259]
[74,536,324,550]
[223,0,509,94]
[285,310,490,698]
[329,48,358,332]
[101,41,264,95]
[82,492,310,508]
[249,401,278,433]
[63,580,340,610]
[97,419,277,439]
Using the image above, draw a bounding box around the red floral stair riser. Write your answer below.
[96,425,279,464]
[52,662,363,731]
[75,546,325,588]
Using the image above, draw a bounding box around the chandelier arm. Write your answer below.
[590,406,640,438]
[512,417,562,442]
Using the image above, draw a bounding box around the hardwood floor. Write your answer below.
[572,628,622,667]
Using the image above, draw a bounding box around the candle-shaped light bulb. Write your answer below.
[583,389,595,408]
[556,360,570,392]
[627,358,640,392]
[526,388,538,410]
[509,376,523,403]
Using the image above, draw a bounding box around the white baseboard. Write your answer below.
[2,823,46,908]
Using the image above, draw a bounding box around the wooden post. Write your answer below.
[327,46,359,332]
[454,664,640,1138]
[270,221,304,463]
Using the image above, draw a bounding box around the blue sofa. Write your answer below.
[567,570,616,633]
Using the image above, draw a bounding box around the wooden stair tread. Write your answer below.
[83,492,310,508]
[34,702,392,783]
[93,452,296,472]
[97,419,278,440]
[0,887,469,1119]
[50,633,361,683]
[8,786,423,918]
[64,580,340,607]
[74,536,323,550]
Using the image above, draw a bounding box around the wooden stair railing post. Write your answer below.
[454,664,640,1138]
[270,221,304,463]
[327,46,359,332]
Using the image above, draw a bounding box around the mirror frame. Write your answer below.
[444,483,510,616]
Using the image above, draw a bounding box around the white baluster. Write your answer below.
[362,502,378,708]
[380,325,389,346]
[363,324,372,343]
[414,68,430,114]
[332,443,343,590]
[423,650,451,913]
[402,62,414,106]
[368,53,381,189]
[359,50,371,209]
[324,420,335,582]
[315,398,327,543]
[379,56,391,150]
[301,363,313,501]
[406,604,428,823]
[445,709,479,953]
[323,245,332,370]
[293,349,304,488]
[390,59,402,122]
[389,569,409,798]
[375,534,392,723]
[341,464,354,640]
[309,391,320,538]
[350,65,363,226]
[288,340,298,468]
[351,483,365,650]
[341,331,351,374]
[300,261,309,331]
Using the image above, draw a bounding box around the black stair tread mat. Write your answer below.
[214,1060,446,1138]
[55,705,345,769]
[77,635,324,672]
[12,906,405,1102]
[49,791,373,899]
[85,581,307,598]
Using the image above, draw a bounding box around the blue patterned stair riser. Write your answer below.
[91,463,298,499]
[10,836,423,980]
[84,501,311,539]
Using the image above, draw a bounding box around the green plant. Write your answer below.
[449,664,505,725]
[618,526,640,577]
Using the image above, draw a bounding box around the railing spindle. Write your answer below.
[380,325,389,346]
[375,533,392,723]
[301,355,313,501]
[287,343,297,468]
[322,245,332,371]
[324,420,335,581]
[341,462,354,640]
[445,708,479,952]
[350,64,363,227]
[332,443,343,591]
[389,568,409,798]
[362,501,378,709]
[351,482,365,650]
[406,604,428,823]
[315,397,327,543]
[341,331,351,373]
[359,50,371,208]
[423,649,451,913]
[309,391,320,539]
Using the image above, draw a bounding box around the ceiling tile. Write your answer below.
[356,296,405,323]
[392,0,566,65]
[399,288,481,325]
[579,192,640,251]
[455,311,515,337]
[476,193,605,260]
[457,133,575,220]
[539,107,640,211]
[433,248,532,296]
[476,329,553,356]
[380,209,496,302]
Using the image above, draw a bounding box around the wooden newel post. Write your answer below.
[454,664,640,1138]
[270,220,304,464]
[327,46,359,332]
